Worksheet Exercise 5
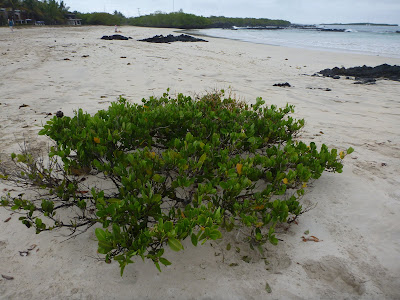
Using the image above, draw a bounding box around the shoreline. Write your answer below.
[1,25,400,299]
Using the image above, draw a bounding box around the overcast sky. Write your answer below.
[66,0,400,25]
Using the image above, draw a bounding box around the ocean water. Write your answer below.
[194,25,400,58]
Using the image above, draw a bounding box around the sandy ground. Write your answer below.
[0,25,400,299]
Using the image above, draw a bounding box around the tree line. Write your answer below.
[78,10,291,29]
[0,0,69,25]
[1,0,290,28]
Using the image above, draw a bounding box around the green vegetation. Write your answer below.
[128,11,211,29]
[0,90,352,275]
[0,0,69,25]
[77,11,125,26]
[1,0,290,28]
[127,11,290,29]
[75,10,290,28]
[207,15,290,28]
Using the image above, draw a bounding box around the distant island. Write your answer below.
[320,23,398,26]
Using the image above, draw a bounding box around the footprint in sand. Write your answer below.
[302,256,365,295]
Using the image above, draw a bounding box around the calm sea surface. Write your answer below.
[194,25,400,58]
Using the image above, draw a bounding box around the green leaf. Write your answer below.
[168,237,184,252]
[120,263,127,277]
[98,240,113,254]
[159,257,172,266]
[347,147,354,154]
[198,153,207,167]
[95,228,107,241]
[164,221,173,232]
[152,174,163,182]
[191,233,198,246]
[226,243,231,251]
[208,229,222,240]
[265,281,272,293]
[155,261,161,272]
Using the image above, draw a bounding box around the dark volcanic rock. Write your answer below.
[138,34,208,43]
[318,64,400,82]
[273,82,291,87]
[101,34,132,40]
[56,111,64,118]
[320,28,345,32]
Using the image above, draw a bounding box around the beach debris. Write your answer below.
[120,56,127,58]
[4,217,11,222]
[56,111,64,118]
[101,34,132,40]
[301,235,322,242]
[273,82,291,87]
[70,166,91,176]
[1,274,14,280]
[76,190,89,194]
[63,58,70,61]
[27,244,37,251]
[81,55,89,58]
[307,87,331,91]
[138,34,208,43]
[19,244,37,257]
[229,263,239,267]
[318,64,400,82]
[265,281,272,293]
[19,104,29,109]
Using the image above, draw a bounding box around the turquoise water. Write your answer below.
[195,25,400,58]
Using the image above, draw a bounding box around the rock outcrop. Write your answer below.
[318,64,400,82]
[101,35,132,40]
[138,34,208,43]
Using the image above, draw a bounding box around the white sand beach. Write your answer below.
[0,25,400,299]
